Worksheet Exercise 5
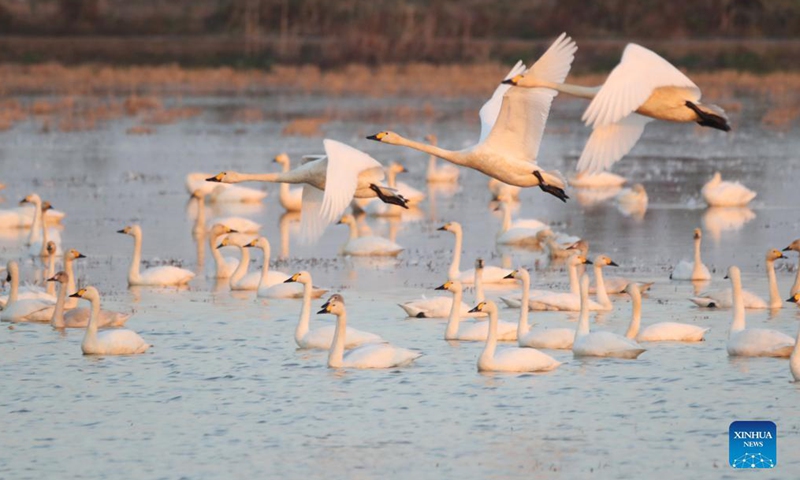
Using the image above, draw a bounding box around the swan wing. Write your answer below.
[576,113,652,173]
[343,343,419,369]
[301,154,326,165]
[96,329,150,354]
[491,347,561,372]
[478,60,527,143]
[139,266,195,285]
[320,139,382,224]
[583,43,700,128]
[298,185,327,243]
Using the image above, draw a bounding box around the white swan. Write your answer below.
[208,223,239,279]
[71,287,151,355]
[509,268,574,350]
[569,171,627,188]
[782,239,800,296]
[207,139,407,242]
[367,33,578,201]
[61,248,87,309]
[670,228,711,280]
[337,214,403,257]
[500,253,594,309]
[273,153,304,211]
[495,200,549,248]
[185,172,267,203]
[539,230,585,260]
[625,283,708,342]
[0,201,64,228]
[1,261,56,322]
[438,221,513,283]
[21,194,61,257]
[527,255,607,312]
[437,280,517,342]
[118,225,195,286]
[320,294,421,369]
[615,183,648,218]
[398,278,474,319]
[48,272,130,329]
[216,234,259,290]
[726,266,794,358]
[285,273,380,349]
[248,237,326,299]
[701,172,756,207]
[690,249,786,309]
[507,43,730,173]
[424,134,459,183]
[573,274,646,358]
[469,300,560,373]
[192,189,261,233]
[44,241,57,296]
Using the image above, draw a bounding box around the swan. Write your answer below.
[726,266,794,358]
[509,268,574,350]
[61,248,87,309]
[569,171,627,188]
[208,224,239,279]
[506,43,730,173]
[782,239,800,296]
[690,249,786,309]
[437,280,517,341]
[438,221,513,283]
[792,318,800,382]
[367,33,579,202]
[206,139,408,242]
[191,189,260,233]
[216,234,259,290]
[285,272,380,349]
[701,172,756,207]
[527,255,607,312]
[0,202,64,228]
[0,252,59,305]
[615,183,648,218]
[469,300,560,373]
[572,274,646,359]
[363,162,426,216]
[424,134,459,183]
[320,294,421,369]
[20,194,61,257]
[539,230,585,260]
[670,228,711,280]
[625,283,708,342]
[273,153,304,211]
[337,214,404,257]
[398,278,474,319]
[500,253,594,309]
[118,225,195,286]
[1,261,56,322]
[495,200,549,248]
[246,237,327,299]
[48,272,130,329]
[44,241,57,296]
[185,172,267,203]
[71,287,151,355]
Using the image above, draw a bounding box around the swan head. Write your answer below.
[45,241,57,257]
[504,268,529,282]
[117,225,142,238]
[568,253,592,266]
[593,255,619,268]
[42,201,54,212]
[366,131,401,145]
[244,237,269,251]
[500,74,524,86]
[206,171,238,183]
[436,221,461,233]
[337,214,356,226]
[786,293,800,304]
[284,271,311,284]
[273,153,290,165]
[209,224,238,237]
[631,184,646,195]
[19,193,41,206]
[424,134,437,145]
[318,294,345,315]
[47,271,68,284]
[783,239,800,252]
[723,265,740,281]
[434,280,462,293]
[6,260,18,281]
[474,258,484,271]
[693,228,702,240]
[623,282,641,296]
[65,249,86,261]
[388,162,407,174]
[468,300,497,314]
[766,248,787,262]
[69,286,100,301]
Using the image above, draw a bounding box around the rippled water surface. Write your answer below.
[1,94,799,479]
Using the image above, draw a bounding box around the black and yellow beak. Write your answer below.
[284,273,300,283]
[366,132,386,141]
[46,275,58,282]
[504,271,517,279]
[501,74,522,86]
[19,198,28,205]
[76,252,86,259]
[244,240,258,248]
[227,228,238,234]
[724,274,730,280]
[583,258,593,265]
[69,288,86,298]
[216,242,226,249]
[609,260,619,267]
[786,294,799,303]
[783,246,791,252]
[434,282,450,291]
[206,173,224,182]
[468,302,486,313]
[437,225,447,231]
[317,302,331,314]
[116,229,126,234]
[5,272,10,282]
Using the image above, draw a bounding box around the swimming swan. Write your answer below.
[438,221,513,283]
[526,254,607,312]
[572,274,646,359]
[206,139,408,242]
[367,33,578,201]
[701,172,756,207]
[508,268,574,350]
[48,272,130,329]
[118,225,195,286]
[670,228,711,280]
[726,266,794,358]
[500,253,592,308]
[61,248,87,309]
[469,300,561,373]
[71,287,151,355]
[21,194,61,257]
[690,248,786,309]
[0,260,56,322]
[216,234,259,290]
[495,200,549,248]
[247,237,326,299]
[437,280,517,342]
[320,294,421,369]
[337,214,404,257]
[506,43,730,173]
[208,224,239,279]
[0,201,64,228]
[424,134,459,183]
[273,153,303,212]
[625,283,708,342]
[782,239,800,296]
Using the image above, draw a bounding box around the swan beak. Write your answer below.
[46,275,57,282]
[76,253,86,259]
[18,198,28,205]
[206,173,223,182]
[317,302,331,314]
[503,271,517,279]
[778,253,787,259]
[786,296,796,303]
[69,288,86,298]
[216,242,226,249]
[436,225,447,231]
[434,282,450,291]
[116,229,126,234]
[284,274,299,283]
[366,133,383,141]
[609,260,619,267]
[227,228,238,234]
[583,259,593,265]
[468,302,485,313]
[5,272,10,282]
[244,240,257,248]
[501,74,522,86]
[783,246,792,252]
[723,274,729,280]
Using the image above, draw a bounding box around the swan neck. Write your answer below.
[294,280,312,345]
[500,204,510,234]
[427,155,437,176]
[28,198,43,245]
[231,245,250,285]
[551,81,601,100]
[766,259,781,309]
[46,255,56,296]
[194,196,206,232]
[85,295,100,340]
[576,285,590,338]
[480,308,498,364]
[474,268,484,304]
[518,274,531,338]
[792,258,800,295]
[730,274,746,335]
[568,261,580,295]
[233,172,282,184]
[258,245,271,286]
[128,232,142,283]
[444,287,462,340]
[448,229,463,280]
[210,231,225,272]
[594,265,612,308]
[9,269,18,303]
[692,237,703,277]
[65,257,78,308]
[395,136,466,166]
[51,281,66,328]
[386,169,397,189]
[625,287,642,339]
[328,311,347,368]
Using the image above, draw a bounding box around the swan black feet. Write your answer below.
[686,101,731,132]
[370,184,409,209]
[533,171,569,203]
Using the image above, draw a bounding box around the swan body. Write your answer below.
[573,275,646,359]
[500,253,588,308]
[321,294,421,369]
[208,224,239,279]
[71,287,150,355]
[207,139,408,242]
[509,268,574,350]
[438,221,513,283]
[185,172,267,203]
[437,280,516,341]
[625,283,708,342]
[495,200,549,247]
[48,272,130,328]
[118,225,195,286]
[217,235,274,291]
[209,216,260,233]
[701,172,756,207]
[569,172,626,188]
[470,300,560,373]
[1,261,55,322]
[726,266,794,357]
[285,273,379,349]
[789,295,800,380]
[424,135,459,183]
[784,239,800,296]
[0,204,64,228]
[670,228,711,280]
[399,295,471,319]
[508,43,730,173]
[21,194,62,257]
[273,154,304,211]
[368,34,578,202]
[691,247,786,308]
[527,254,609,312]
[338,214,403,257]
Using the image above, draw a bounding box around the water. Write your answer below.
[1,93,799,479]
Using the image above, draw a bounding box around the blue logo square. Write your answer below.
[729,421,776,469]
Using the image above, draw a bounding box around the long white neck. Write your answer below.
[479,307,499,365]
[279,214,292,259]
[39,222,50,256]
[279,161,292,206]
[792,258,800,296]
[194,196,206,234]
[27,198,43,245]
[127,232,143,284]
[444,286,463,340]
[575,280,591,339]
[594,265,612,309]
[83,295,101,345]
[46,255,56,296]
[294,279,312,345]
[692,236,704,279]
[474,268,485,304]
[327,310,347,368]
[517,272,531,339]
[568,261,580,295]
[258,244,272,287]
[533,79,601,100]
[766,259,782,309]
[448,228,463,281]
[230,245,250,285]
[51,281,67,328]
[730,274,746,335]
[65,256,78,309]
[392,136,468,166]
[228,172,283,184]
[624,285,642,339]
[791,324,800,379]
[346,221,359,240]
[8,269,18,304]
[210,231,226,275]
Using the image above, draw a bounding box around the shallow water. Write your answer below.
[1,93,799,479]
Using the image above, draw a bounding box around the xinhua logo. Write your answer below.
[729,421,776,469]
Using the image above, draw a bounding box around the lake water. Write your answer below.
[1,93,799,479]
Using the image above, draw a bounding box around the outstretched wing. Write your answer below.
[577,114,652,173]
[582,43,700,128]
[526,32,577,86]
[320,139,382,224]
[301,154,326,165]
[299,186,326,244]
[478,60,527,143]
